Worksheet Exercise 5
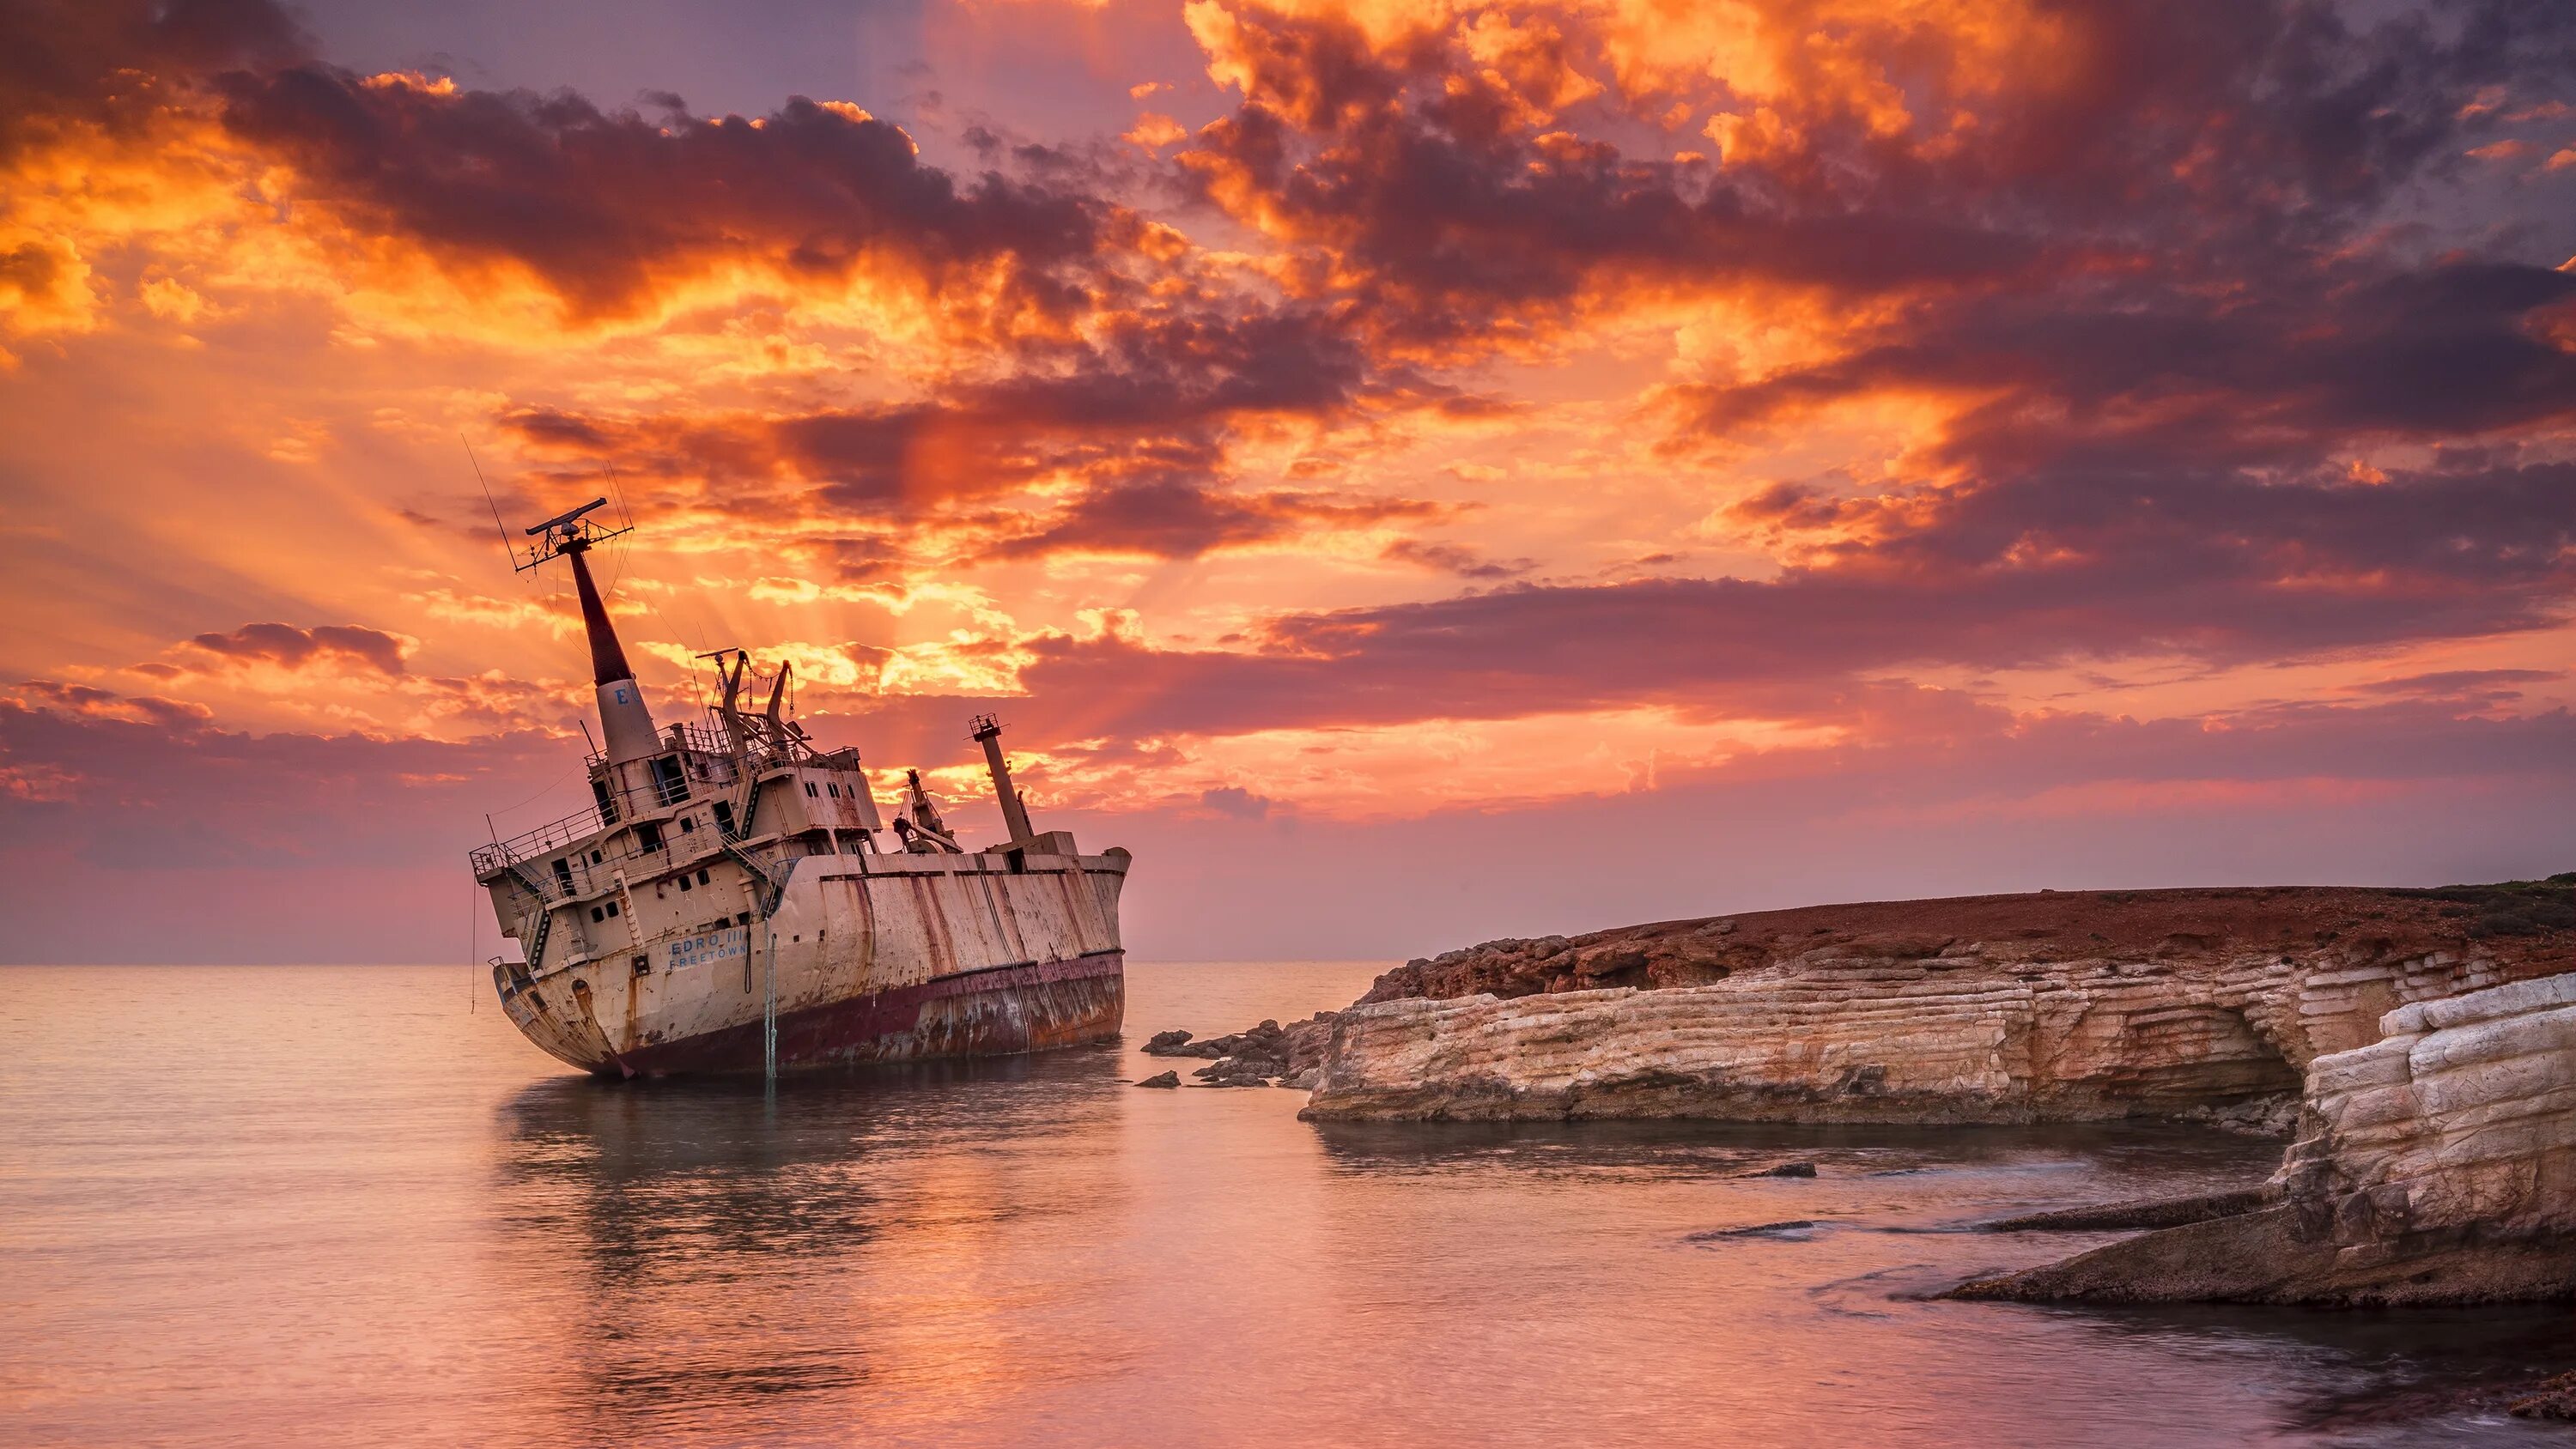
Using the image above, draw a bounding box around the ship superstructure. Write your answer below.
[471,500,1127,1076]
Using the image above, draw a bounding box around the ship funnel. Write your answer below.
[969,714,1036,847]
[517,496,657,764]
[565,539,658,762]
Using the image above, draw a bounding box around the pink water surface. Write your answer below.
[3,961,2564,1446]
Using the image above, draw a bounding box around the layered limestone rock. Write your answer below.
[1300,886,2573,1124]
[1953,973,2576,1306]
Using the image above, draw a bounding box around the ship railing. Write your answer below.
[668,719,727,753]
[474,816,738,902]
[477,728,869,882]
[581,719,781,773]
[471,804,607,876]
[595,762,716,819]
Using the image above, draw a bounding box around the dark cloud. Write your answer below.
[0,0,305,158]
[1196,785,1273,819]
[9,680,212,728]
[993,459,2576,738]
[1176,0,2576,349]
[1672,263,2576,469]
[985,479,1442,561]
[499,299,1391,552]
[174,622,411,676]
[1178,19,2031,346]
[2348,669,2564,701]
[1735,457,2576,579]
[210,72,1116,322]
[1379,538,1532,579]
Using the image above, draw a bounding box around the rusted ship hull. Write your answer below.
[613,949,1123,1076]
[489,846,1131,1078]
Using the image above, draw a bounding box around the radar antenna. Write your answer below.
[517,497,630,572]
[469,462,658,763]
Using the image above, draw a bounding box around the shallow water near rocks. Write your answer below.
[3,961,2567,1446]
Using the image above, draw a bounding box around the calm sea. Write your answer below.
[2,962,2564,1446]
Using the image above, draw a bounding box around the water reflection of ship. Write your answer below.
[487,1053,1129,1434]
[468,496,1129,1077]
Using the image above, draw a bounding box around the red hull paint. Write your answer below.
[614,949,1126,1076]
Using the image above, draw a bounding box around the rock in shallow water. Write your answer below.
[1133,1070,1180,1088]
[1142,1014,1337,1089]
[2511,1373,2576,1420]
[1686,1220,1820,1240]
[1950,973,2576,1306]
[1979,1185,2276,1232]
[1192,1064,1273,1088]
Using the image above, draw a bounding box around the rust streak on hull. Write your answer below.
[616,949,1126,1077]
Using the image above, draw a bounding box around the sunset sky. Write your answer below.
[3,0,2573,964]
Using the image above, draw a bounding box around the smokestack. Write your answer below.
[564,537,658,763]
[969,715,1036,846]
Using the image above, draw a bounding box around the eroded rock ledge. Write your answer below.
[1952,973,2576,1306]
[1300,886,2574,1125]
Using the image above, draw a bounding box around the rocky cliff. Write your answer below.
[1297,884,2576,1124]
[1952,971,2576,1306]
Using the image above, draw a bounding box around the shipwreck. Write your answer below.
[471,498,1128,1076]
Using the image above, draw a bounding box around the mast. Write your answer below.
[969,714,1036,847]
[700,648,750,756]
[519,498,656,763]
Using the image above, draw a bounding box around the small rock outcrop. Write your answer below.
[1980,1185,2277,1233]
[2512,1373,2576,1420]
[1952,973,2576,1306]
[1137,1014,1337,1088]
[1133,1070,1180,1088]
[1193,1058,1277,1088]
